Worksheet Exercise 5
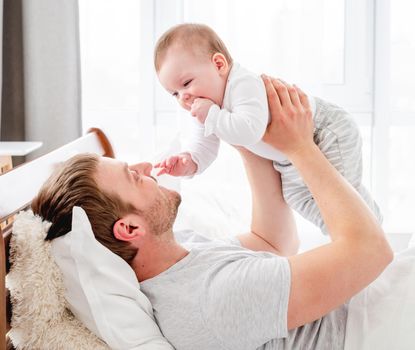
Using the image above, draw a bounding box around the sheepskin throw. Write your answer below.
[6,210,109,350]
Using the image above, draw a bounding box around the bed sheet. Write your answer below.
[345,243,415,350]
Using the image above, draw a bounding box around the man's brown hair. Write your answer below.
[154,23,233,72]
[31,153,138,263]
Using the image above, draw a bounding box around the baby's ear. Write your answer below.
[212,53,229,74]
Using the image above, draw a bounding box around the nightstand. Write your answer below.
[0,141,42,229]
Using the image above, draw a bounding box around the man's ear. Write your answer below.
[212,53,229,75]
[113,215,145,242]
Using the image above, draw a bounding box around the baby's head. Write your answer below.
[154,23,233,110]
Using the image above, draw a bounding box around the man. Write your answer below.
[32,77,392,349]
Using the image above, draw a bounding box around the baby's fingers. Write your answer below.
[156,168,168,176]
[166,156,178,168]
[155,157,174,175]
[163,156,178,174]
[155,159,168,169]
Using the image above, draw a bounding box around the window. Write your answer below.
[79,0,154,162]
[79,0,415,244]
[154,0,375,242]
[372,0,415,235]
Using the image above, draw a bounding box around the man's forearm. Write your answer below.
[289,143,387,244]
[240,149,299,255]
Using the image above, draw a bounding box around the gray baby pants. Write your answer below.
[273,97,382,234]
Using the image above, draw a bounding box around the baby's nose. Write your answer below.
[180,92,191,102]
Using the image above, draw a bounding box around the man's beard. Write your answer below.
[142,187,181,236]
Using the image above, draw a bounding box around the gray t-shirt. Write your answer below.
[140,230,347,350]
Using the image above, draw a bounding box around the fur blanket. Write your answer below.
[6,210,109,350]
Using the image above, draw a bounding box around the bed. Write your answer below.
[1,128,415,350]
[0,128,114,349]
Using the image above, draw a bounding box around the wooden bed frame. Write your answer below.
[0,128,115,350]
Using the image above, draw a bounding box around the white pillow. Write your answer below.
[51,206,173,350]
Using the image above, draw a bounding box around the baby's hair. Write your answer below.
[154,23,233,71]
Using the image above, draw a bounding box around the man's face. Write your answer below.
[95,157,181,235]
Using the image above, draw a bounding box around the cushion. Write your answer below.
[7,210,109,349]
[51,206,173,350]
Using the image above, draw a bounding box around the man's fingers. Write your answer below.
[261,74,282,117]
[273,78,303,109]
[294,84,311,109]
[271,78,291,107]
[287,84,302,109]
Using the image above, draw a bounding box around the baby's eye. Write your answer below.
[183,79,192,87]
[172,92,178,98]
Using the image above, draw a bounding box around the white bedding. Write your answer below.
[345,244,415,350]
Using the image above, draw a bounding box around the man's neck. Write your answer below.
[131,231,189,282]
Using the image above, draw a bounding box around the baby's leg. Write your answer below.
[274,98,382,234]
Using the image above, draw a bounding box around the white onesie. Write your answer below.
[184,63,382,233]
[186,62,317,172]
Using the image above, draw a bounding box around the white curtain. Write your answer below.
[1,0,82,160]
[0,0,3,137]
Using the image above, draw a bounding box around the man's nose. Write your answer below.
[131,162,153,176]
[140,162,153,176]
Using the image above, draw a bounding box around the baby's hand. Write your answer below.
[154,152,198,176]
[190,98,214,124]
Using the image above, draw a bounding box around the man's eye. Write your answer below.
[130,170,141,182]
[183,79,192,87]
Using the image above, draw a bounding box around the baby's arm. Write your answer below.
[184,118,221,175]
[154,152,197,176]
[155,119,220,177]
[204,75,269,146]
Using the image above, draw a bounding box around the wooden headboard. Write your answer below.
[0,128,115,350]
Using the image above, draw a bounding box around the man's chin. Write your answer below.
[170,189,182,209]
[160,186,181,209]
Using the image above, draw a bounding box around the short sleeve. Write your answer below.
[200,254,291,350]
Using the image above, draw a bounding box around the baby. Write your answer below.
[154,23,382,233]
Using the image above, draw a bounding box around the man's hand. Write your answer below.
[261,75,314,158]
[190,98,215,124]
[154,152,198,176]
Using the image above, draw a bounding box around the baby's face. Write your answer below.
[157,45,228,111]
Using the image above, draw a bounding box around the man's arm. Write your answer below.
[236,148,299,256]
[261,76,393,330]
